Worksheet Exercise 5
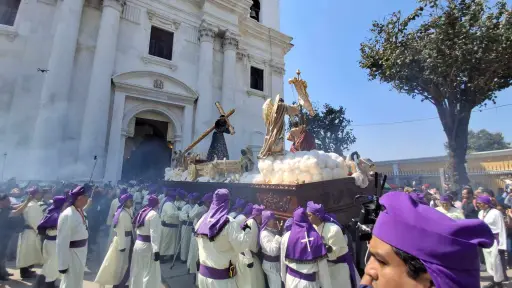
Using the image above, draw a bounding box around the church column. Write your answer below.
[183,104,194,149]
[104,91,125,183]
[79,0,125,180]
[194,20,217,155]
[221,31,238,108]
[31,0,85,180]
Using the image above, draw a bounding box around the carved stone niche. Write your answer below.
[147,10,181,32]
[153,79,164,90]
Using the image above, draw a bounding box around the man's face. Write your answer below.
[34,192,43,201]
[75,195,89,208]
[462,189,469,199]
[125,199,134,209]
[440,202,451,211]
[364,236,433,288]
[307,212,322,226]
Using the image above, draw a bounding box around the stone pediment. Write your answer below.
[112,71,198,105]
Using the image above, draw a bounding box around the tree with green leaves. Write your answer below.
[445,129,510,152]
[359,0,512,187]
[287,103,356,156]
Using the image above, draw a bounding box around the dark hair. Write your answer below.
[392,247,428,280]
[482,188,495,198]
[291,121,300,128]
[0,193,8,201]
[462,186,474,195]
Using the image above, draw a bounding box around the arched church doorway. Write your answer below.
[122,117,172,182]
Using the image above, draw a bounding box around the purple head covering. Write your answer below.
[231,198,246,211]
[69,186,88,203]
[241,204,265,228]
[37,196,67,231]
[201,192,213,203]
[410,192,428,205]
[286,207,327,263]
[284,218,293,232]
[119,188,129,200]
[242,203,253,217]
[27,186,40,197]
[112,193,133,228]
[188,193,200,201]
[476,195,494,207]
[176,189,187,200]
[261,210,275,231]
[439,195,453,204]
[373,192,494,288]
[306,201,342,228]
[148,185,158,195]
[196,189,230,239]
[133,195,159,228]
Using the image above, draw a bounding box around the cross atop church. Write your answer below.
[301,231,314,251]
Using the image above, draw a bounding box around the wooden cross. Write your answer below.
[301,231,314,251]
[215,101,235,135]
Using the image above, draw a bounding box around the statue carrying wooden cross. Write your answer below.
[177,103,236,167]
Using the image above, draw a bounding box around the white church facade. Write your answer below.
[0,0,292,182]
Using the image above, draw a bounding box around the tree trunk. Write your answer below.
[437,104,471,188]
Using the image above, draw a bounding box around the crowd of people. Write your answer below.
[0,179,507,288]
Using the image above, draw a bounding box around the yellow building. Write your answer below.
[375,149,512,192]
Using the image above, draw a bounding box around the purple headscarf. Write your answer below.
[112,193,133,228]
[306,201,342,227]
[201,192,213,203]
[242,204,265,228]
[118,188,129,200]
[188,193,200,202]
[231,198,246,210]
[69,186,87,203]
[176,188,187,200]
[133,195,159,228]
[196,189,230,239]
[242,203,253,217]
[27,186,40,197]
[373,192,494,288]
[286,207,327,263]
[37,196,67,231]
[284,218,293,232]
[261,210,275,231]
[410,192,428,205]
[477,195,494,208]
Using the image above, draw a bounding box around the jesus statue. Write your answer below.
[206,115,231,161]
[259,95,300,158]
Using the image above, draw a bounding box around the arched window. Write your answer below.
[250,0,260,22]
[0,0,21,26]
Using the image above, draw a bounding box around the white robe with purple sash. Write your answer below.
[235,218,265,288]
[57,206,89,288]
[16,200,44,268]
[280,231,332,288]
[160,201,180,256]
[95,208,133,285]
[179,203,193,261]
[187,204,208,274]
[129,210,162,288]
[260,229,282,288]
[479,208,506,282]
[196,215,252,288]
[41,228,59,282]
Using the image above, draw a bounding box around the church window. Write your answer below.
[149,26,174,61]
[250,0,260,22]
[250,66,264,92]
[0,0,21,26]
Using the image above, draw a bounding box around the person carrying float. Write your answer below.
[259,210,283,288]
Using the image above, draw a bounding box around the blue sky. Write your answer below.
[279,0,511,161]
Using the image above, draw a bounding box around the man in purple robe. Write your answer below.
[360,192,495,288]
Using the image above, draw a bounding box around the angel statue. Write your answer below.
[259,94,300,158]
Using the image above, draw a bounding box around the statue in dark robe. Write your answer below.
[206,115,230,162]
[287,122,316,152]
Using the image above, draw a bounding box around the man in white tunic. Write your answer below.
[130,195,162,288]
[195,188,253,288]
[57,185,90,288]
[187,192,212,277]
[179,193,198,263]
[436,195,465,220]
[307,201,355,288]
[280,207,332,288]
[477,195,506,288]
[105,188,129,249]
[228,198,245,218]
[160,189,180,262]
[17,186,44,279]
[37,196,67,288]
[95,193,134,287]
[236,204,266,288]
[175,189,188,210]
[259,210,282,288]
